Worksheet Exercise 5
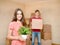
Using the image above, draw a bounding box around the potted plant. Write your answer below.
[18,26,31,40]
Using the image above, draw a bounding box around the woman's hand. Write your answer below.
[27,35,31,39]
[18,36,26,41]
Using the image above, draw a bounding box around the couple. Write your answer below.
[7,8,43,45]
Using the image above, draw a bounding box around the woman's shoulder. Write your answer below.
[9,21,16,25]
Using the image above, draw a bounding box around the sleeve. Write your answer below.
[9,22,14,30]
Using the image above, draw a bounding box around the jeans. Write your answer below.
[32,32,41,45]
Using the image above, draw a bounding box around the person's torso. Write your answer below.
[30,17,42,32]
[11,21,22,36]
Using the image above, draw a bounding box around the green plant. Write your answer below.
[18,26,31,35]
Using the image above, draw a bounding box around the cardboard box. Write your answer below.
[43,24,52,40]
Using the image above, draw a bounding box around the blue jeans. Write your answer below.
[32,32,41,45]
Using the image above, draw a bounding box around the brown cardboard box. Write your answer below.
[44,32,51,40]
[43,24,51,33]
[43,24,52,40]
[6,38,11,45]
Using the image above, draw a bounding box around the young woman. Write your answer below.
[7,8,27,45]
[30,10,43,45]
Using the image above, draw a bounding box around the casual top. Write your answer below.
[30,17,42,32]
[9,21,26,45]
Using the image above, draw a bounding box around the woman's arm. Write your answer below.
[7,29,19,40]
[7,26,26,41]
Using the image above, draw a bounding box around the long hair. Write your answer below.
[12,8,27,26]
